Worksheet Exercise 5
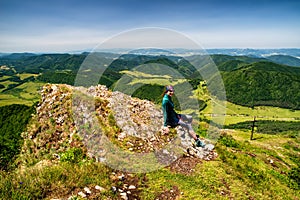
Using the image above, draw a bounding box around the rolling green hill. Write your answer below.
[221,61,300,109]
[1,53,300,110]
[99,54,201,87]
[0,53,86,74]
[217,60,247,71]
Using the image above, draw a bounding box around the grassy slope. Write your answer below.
[0,73,43,106]
[1,69,299,199]
[1,129,299,199]
[223,102,300,125]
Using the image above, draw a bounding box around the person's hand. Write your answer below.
[163,126,170,134]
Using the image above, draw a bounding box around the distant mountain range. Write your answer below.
[1,48,300,65]
[1,48,300,57]
[87,48,300,58]
[206,48,300,58]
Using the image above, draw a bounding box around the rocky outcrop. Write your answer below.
[21,84,217,171]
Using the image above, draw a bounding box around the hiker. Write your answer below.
[162,85,205,147]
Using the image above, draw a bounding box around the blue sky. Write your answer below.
[1,0,300,52]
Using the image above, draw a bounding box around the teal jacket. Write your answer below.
[162,94,179,127]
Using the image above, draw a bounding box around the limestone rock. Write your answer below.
[21,83,217,169]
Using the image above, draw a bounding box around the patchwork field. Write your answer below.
[0,73,43,106]
[1,71,299,128]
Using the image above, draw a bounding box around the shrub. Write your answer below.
[59,147,86,163]
[218,133,240,148]
[288,167,300,189]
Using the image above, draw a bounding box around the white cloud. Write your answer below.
[1,26,299,52]
[0,28,111,53]
[188,28,300,48]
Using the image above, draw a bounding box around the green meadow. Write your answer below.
[1,119,299,199]
[0,73,43,106]
[0,64,299,199]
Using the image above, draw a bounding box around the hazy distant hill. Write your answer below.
[1,53,36,60]
[210,54,267,66]
[266,55,300,67]
[129,48,173,55]
[206,48,300,58]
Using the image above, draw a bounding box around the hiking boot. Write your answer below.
[195,138,205,147]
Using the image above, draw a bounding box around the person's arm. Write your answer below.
[162,101,170,133]
[162,101,168,127]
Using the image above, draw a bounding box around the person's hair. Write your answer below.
[162,88,168,96]
[162,85,174,96]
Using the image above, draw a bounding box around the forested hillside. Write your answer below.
[0,104,35,170]
[1,52,300,109]
[220,61,300,109]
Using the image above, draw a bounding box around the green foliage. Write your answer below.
[188,78,202,89]
[132,84,165,104]
[288,167,300,189]
[59,147,86,163]
[7,75,21,82]
[0,104,35,170]
[37,71,76,85]
[221,61,300,109]
[218,133,240,148]
[0,53,86,89]
[0,68,15,77]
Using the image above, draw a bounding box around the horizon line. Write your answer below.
[1,47,300,54]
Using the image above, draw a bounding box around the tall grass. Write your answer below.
[140,131,300,199]
[0,162,114,200]
[1,130,300,199]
